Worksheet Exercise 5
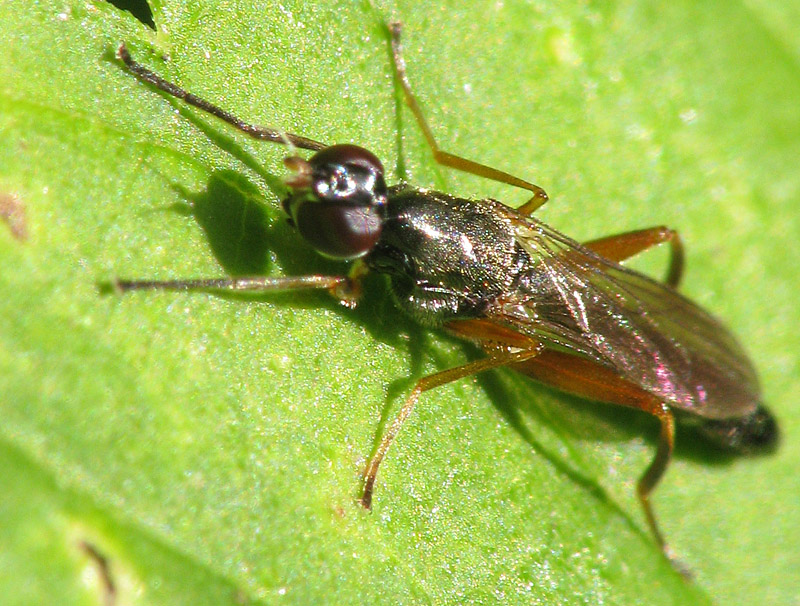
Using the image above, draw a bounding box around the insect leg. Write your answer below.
[387,22,548,211]
[510,351,687,574]
[636,402,676,557]
[113,274,362,304]
[116,44,325,152]
[583,227,685,288]
[360,346,542,509]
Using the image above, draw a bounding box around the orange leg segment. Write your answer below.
[361,332,543,509]
[509,350,686,574]
[583,226,685,288]
[388,22,549,211]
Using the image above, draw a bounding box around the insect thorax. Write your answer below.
[365,187,525,327]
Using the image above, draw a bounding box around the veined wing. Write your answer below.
[494,212,760,419]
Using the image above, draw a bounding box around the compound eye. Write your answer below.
[309,144,387,207]
[315,165,357,200]
[285,144,388,259]
[292,199,384,260]
[310,144,384,177]
[284,144,388,259]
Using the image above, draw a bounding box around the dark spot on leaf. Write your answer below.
[104,0,155,30]
[79,540,117,606]
[0,193,27,241]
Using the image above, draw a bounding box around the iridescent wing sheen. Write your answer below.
[492,212,760,419]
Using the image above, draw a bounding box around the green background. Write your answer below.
[1,1,798,604]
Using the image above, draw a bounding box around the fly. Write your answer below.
[113,22,778,575]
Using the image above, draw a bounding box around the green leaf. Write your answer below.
[1,1,798,604]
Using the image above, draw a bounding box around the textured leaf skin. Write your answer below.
[0,1,797,604]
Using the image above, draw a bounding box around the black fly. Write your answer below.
[113,22,778,576]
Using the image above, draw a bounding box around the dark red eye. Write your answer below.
[291,201,384,259]
[309,144,386,208]
[285,144,388,260]
[310,144,385,178]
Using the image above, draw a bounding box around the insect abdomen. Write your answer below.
[694,404,779,453]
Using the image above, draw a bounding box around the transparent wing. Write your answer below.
[494,214,760,419]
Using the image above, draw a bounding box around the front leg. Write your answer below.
[112,258,372,306]
[113,271,368,309]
